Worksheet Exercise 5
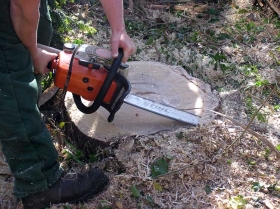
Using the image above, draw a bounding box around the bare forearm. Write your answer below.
[10,0,40,56]
[99,0,125,33]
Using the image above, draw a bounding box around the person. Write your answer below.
[0,0,135,209]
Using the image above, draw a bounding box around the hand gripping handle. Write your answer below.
[72,48,124,114]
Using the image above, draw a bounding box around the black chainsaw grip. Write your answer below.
[47,61,52,69]
[73,48,124,114]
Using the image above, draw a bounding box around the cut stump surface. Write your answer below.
[65,61,219,142]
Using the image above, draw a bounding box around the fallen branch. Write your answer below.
[46,117,64,151]
[141,0,192,4]
[265,0,280,17]
[207,108,280,159]
[147,4,170,9]
[245,91,274,112]
[226,86,276,151]
[128,0,134,13]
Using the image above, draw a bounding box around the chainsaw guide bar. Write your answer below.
[124,94,199,125]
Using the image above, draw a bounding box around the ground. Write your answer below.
[0,0,280,209]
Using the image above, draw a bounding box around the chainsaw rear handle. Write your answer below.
[46,46,130,122]
[47,61,52,69]
[72,48,123,114]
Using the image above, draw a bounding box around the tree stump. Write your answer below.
[64,61,219,144]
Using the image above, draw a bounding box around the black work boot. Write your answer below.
[21,168,109,209]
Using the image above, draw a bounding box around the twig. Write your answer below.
[129,0,134,13]
[245,91,274,112]
[46,117,64,151]
[226,86,276,151]
[147,4,170,9]
[141,0,192,4]
[206,91,280,159]
[265,0,280,17]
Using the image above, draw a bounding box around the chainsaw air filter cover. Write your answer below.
[52,43,131,122]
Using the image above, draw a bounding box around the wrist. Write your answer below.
[111,27,125,34]
[110,20,125,34]
[28,46,40,59]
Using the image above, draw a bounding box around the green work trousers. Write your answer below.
[0,0,63,199]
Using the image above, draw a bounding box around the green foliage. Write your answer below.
[217,32,232,40]
[208,8,220,16]
[255,76,269,87]
[207,8,221,23]
[209,52,229,71]
[125,20,146,32]
[176,132,184,139]
[209,52,227,63]
[245,96,254,111]
[150,158,169,178]
[131,185,141,198]
[190,31,201,42]
[96,200,112,209]
[227,159,232,164]
[51,9,72,34]
[145,37,154,45]
[41,73,53,92]
[251,182,264,192]
[229,195,248,209]
[76,21,97,36]
[233,18,266,44]
[276,21,280,29]
[73,39,84,45]
[61,140,84,164]
[246,159,256,168]
[48,0,74,9]
[153,182,163,191]
[205,185,212,194]
[267,183,280,192]
[89,154,99,163]
[256,112,266,122]
[274,104,280,111]
[238,9,248,14]
[241,65,258,76]
[263,148,270,160]
[59,121,66,129]
[145,195,155,204]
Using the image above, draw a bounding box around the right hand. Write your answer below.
[31,48,57,74]
[110,30,136,63]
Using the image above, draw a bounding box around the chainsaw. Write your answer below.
[40,43,199,125]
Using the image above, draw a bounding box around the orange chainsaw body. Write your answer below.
[49,44,131,121]
[53,47,117,103]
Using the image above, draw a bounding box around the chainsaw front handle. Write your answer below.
[73,48,131,122]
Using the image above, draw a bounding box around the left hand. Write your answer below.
[32,48,57,74]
